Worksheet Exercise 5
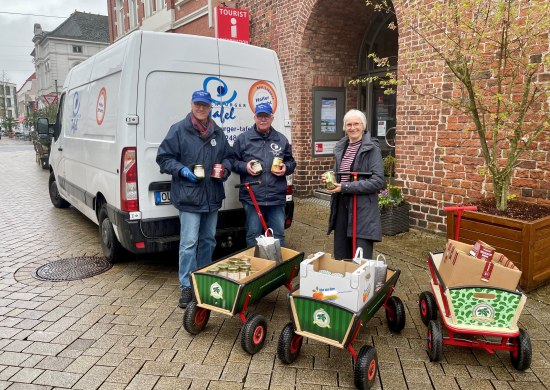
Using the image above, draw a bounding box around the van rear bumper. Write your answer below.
[112,200,294,256]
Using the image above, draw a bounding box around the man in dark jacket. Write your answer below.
[232,102,296,247]
[156,90,233,308]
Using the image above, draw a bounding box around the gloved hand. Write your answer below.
[222,168,231,181]
[180,166,198,183]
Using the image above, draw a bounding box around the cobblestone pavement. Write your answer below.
[1,139,549,389]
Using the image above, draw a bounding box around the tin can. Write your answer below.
[271,157,283,172]
[193,164,205,179]
[211,163,224,180]
[227,258,240,266]
[207,266,219,275]
[323,170,337,190]
[250,160,263,174]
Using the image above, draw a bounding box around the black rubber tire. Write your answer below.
[49,172,70,208]
[419,291,438,326]
[385,296,406,332]
[240,314,268,355]
[183,300,210,335]
[98,204,126,263]
[277,322,303,364]
[510,328,532,371]
[354,345,378,390]
[427,320,443,362]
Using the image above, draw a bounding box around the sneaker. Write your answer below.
[179,287,193,308]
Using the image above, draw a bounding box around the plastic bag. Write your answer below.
[254,229,282,263]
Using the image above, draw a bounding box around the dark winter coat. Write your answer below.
[156,113,234,213]
[327,133,385,241]
[232,125,296,206]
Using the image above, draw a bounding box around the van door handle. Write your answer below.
[58,147,63,151]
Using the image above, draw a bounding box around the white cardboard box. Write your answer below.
[299,252,375,312]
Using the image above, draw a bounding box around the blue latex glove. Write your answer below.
[180,166,198,183]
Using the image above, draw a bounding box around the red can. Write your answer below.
[211,163,225,180]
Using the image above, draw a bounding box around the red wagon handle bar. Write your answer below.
[444,205,478,240]
[335,171,373,256]
[235,180,270,236]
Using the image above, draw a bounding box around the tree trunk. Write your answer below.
[493,174,511,211]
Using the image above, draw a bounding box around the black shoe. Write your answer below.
[179,287,193,308]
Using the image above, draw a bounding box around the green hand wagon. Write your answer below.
[277,267,405,390]
[183,246,304,354]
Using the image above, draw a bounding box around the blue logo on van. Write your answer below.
[203,76,238,124]
[203,77,237,104]
[70,91,81,134]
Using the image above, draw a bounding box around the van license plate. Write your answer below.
[155,191,170,205]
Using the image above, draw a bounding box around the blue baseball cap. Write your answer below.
[192,90,212,105]
[255,102,273,115]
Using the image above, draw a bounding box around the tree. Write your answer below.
[358,0,550,210]
[2,115,16,132]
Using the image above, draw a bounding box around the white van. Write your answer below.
[40,31,294,262]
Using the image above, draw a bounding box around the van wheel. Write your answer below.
[98,204,126,263]
[49,173,70,208]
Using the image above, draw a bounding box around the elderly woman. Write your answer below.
[324,109,385,260]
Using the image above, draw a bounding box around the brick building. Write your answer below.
[107,0,550,232]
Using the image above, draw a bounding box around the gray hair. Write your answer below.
[343,109,368,132]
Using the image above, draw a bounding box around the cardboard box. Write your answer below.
[299,252,375,312]
[438,239,521,290]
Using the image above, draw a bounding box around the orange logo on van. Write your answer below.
[248,81,278,115]
[96,87,107,125]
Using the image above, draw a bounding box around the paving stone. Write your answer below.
[33,370,82,387]
[0,352,31,366]
[73,365,115,390]
[22,342,65,356]
[296,368,338,386]
[5,384,52,390]
[65,355,101,374]
[153,377,192,390]
[34,356,74,371]
[180,364,223,380]
[7,367,43,383]
[106,359,144,384]
[140,361,183,377]
[125,374,159,389]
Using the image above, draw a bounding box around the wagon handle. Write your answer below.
[235,180,270,235]
[444,205,478,240]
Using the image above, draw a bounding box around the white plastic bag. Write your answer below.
[254,229,282,263]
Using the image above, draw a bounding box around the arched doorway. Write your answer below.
[357,10,398,158]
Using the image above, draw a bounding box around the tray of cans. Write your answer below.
[183,246,304,354]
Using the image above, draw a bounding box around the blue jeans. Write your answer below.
[243,202,285,247]
[178,210,218,289]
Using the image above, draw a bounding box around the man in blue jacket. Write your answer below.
[232,102,296,247]
[157,90,233,308]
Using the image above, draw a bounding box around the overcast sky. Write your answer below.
[0,1,108,90]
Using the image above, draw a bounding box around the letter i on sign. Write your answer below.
[231,18,237,38]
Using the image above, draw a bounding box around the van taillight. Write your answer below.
[121,147,139,212]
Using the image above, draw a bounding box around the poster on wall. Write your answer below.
[320,98,337,133]
[314,141,338,156]
[377,120,386,136]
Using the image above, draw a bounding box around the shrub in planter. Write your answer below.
[379,185,409,236]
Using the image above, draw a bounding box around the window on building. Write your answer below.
[145,0,153,17]
[155,0,165,11]
[6,98,11,108]
[4,86,9,95]
[129,0,138,28]
[357,12,398,155]
[72,45,83,53]
[117,0,125,36]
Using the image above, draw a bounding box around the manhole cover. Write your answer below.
[32,256,112,281]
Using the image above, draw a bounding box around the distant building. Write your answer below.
[0,80,18,119]
[32,11,110,108]
[16,73,38,130]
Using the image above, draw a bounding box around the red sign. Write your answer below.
[42,93,58,106]
[215,6,250,44]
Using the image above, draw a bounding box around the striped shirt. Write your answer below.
[339,140,362,183]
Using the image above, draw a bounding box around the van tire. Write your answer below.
[99,204,126,263]
[49,173,70,208]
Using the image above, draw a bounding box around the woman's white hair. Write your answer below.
[343,109,368,132]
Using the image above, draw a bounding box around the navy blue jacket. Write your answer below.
[328,133,385,241]
[156,113,234,213]
[232,125,296,206]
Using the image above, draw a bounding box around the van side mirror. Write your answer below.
[36,118,49,135]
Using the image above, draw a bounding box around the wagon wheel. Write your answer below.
[354,345,378,390]
[183,300,210,335]
[419,291,438,326]
[510,328,532,371]
[427,320,443,362]
[277,322,303,364]
[241,314,268,354]
[385,296,406,332]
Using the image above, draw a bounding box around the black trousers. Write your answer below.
[333,194,374,260]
